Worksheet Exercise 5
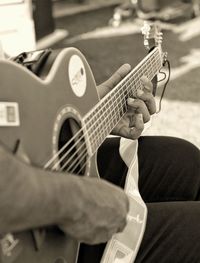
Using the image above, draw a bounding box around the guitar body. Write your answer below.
[0,48,100,263]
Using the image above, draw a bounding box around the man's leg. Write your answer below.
[135,201,200,262]
[137,136,200,202]
[98,136,200,202]
[135,136,200,262]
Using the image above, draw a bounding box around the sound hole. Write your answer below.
[58,118,87,175]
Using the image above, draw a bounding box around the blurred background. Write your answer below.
[0,0,200,148]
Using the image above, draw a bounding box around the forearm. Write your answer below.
[0,145,129,244]
[0,145,83,234]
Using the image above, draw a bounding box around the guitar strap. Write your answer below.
[101,139,147,263]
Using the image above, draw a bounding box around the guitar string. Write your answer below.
[61,43,164,175]
[57,57,161,174]
[47,50,161,172]
[60,56,161,174]
[70,55,162,175]
[56,66,160,173]
[45,49,161,171]
[88,52,161,150]
[51,54,160,172]
[44,52,157,170]
[49,50,161,172]
[75,49,159,152]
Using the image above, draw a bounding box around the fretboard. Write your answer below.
[83,47,162,155]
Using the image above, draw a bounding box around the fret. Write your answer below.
[87,109,99,153]
[121,84,127,112]
[125,78,131,96]
[105,94,113,130]
[94,109,103,151]
[88,93,118,153]
[119,93,125,118]
[149,58,154,77]
[124,87,129,103]
[113,91,121,124]
[95,96,111,150]
[111,91,121,124]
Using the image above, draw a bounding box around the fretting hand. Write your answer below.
[98,64,156,140]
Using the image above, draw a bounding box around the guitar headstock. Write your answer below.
[141,21,163,51]
[141,21,167,68]
[141,21,168,97]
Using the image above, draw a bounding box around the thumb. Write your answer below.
[98,64,131,98]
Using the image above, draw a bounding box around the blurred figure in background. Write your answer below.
[110,0,200,27]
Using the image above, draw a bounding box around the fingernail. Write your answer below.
[137,89,144,97]
[124,63,131,71]
[127,98,135,105]
[141,75,148,82]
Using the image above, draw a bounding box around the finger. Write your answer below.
[140,75,153,92]
[98,64,131,98]
[129,113,144,139]
[105,63,131,88]
[134,113,144,133]
[127,98,151,123]
[136,89,157,115]
[118,113,144,140]
[127,113,136,128]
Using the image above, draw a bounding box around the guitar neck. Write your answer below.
[83,47,162,155]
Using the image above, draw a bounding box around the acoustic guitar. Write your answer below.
[0,23,166,263]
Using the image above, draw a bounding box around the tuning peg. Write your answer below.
[141,21,163,50]
[141,21,151,38]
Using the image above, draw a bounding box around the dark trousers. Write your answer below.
[79,136,200,263]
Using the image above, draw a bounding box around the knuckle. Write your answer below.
[136,99,145,108]
[135,121,144,130]
[144,94,154,103]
